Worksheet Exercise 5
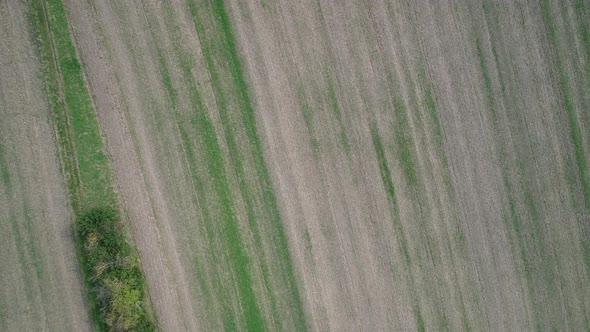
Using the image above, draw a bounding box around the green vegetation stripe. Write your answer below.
[478,4,530,280]
[414,305,426,332]
[0,143,10,189]
[419,67,444,148]
[392,97,418,187]
[180,65,255,331]
[0,300,5,330]
[29,0,156,330]
[155,51,219,329]
[30,0,115,212]
[155,50,221,329]
[187,0,307,330]
[186,5,265,331]
[476,17,560,327]
[370,124,411,265]
[574,0,590,128]
[297,85,320,156]
[475,37,497,123]
[541,0,590,277]
[327,79,351,155]
[541,0,590,209]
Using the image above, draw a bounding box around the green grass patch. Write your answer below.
[327,79,351,155]
[0,143,11,189]
[77,207,156,332]
[414,305,426,332]
[392,97,418,187]
[542,0,590,278]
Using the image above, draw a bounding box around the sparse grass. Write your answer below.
[541,0,590,209]
[6,209,36,309]
[475,21,554,325]
[187,1,308,330]
[0,143,11,189]
[414,305,426,332]
[392,97,418,187]
[327,78,351,155]
[475,37,497,123]
[298,85,321,156]
[542,0,590,279]
[370,124,410,265]
[155,50,220,327]
[420,67,443,149]
[573,0,590,128]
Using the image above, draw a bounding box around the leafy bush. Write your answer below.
[77,207,156,332]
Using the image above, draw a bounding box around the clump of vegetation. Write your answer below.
[77,207,156,332]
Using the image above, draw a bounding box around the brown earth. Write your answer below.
[0,1,92,331]
[225,0,590,330]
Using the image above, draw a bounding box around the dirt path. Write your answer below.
[0,1,91,331]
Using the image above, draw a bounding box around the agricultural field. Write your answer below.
[1,0,589,331]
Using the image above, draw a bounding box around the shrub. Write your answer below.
[77,207,156,332]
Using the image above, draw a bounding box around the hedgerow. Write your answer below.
[77,207,155,332]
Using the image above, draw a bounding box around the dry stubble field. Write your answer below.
[1,0,589,331]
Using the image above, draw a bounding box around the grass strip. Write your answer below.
[187,1,308,330]
[29,0,115,211]
[29,0,156,330]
